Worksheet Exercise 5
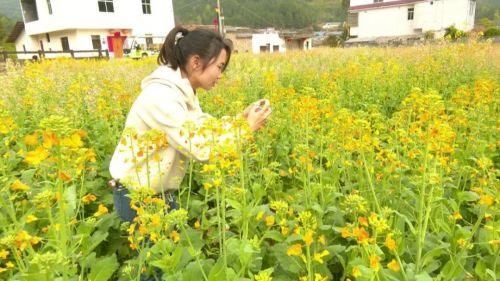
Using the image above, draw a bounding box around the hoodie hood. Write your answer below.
[141,66,198,110]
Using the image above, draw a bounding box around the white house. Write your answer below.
[348,0,476,41]
[252,29,286,54]
[7,0,174,59]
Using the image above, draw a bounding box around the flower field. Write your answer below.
[0,41,498,281]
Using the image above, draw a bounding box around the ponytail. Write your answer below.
[158,26,233,72]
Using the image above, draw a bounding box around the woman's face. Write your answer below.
[189,49,227,91]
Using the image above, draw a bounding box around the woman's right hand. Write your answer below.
[244,99,272,131]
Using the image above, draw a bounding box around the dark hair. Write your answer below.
[158,26,233,72]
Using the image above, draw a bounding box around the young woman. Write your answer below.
[109,26,271,223]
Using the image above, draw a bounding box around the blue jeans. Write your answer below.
[112,185,178,281]
[113,186,178,223]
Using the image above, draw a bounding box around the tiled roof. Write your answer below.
[349,0,427,12]
[6,21,25,43]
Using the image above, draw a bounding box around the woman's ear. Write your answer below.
[190,55,202,70]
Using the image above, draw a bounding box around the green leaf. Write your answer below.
[89,254,119,281]
[227,198,243,210]
[421,243,448,269]
[458,191,480,202]
[183,259,214,281]
[208,258,236,281]
[415,272,433,281]
[272,243,302,275]
[263,230,284,242]
[65,184,77,217]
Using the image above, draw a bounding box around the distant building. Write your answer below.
[185,25,313,54]
[252,29,286,54]
[347,0,476,44]
[7,0,174,59]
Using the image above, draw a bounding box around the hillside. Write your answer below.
[173,0,500,28]
[0,0,22,20]
[173,0,346,29]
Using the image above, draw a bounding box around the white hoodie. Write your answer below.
[109,66,214,193]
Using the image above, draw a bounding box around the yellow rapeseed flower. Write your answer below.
[451,211,463,221]
[194,219,201,229]
[94,204,108,217]
[265,215,275,227]
[369,254,380,271]
[82,194,97,204]
[313,250,329,264]
[170,230,180,243]
[23,133,38,146]
[341,227,351,238]
[24,146,49,166]
[286,244,302,256]
[479,194,494,206]
[61,133,83,148]
[281,226,289,236]
[255,211,264,221]
[150,214,161,227]
[254,269,273,281]
[358,216,368,227]
[318,234,326,245]
[385,234,397,251]
[387,259,400,272]
[352,266,362,278]
[10,180,30,192]
[25,215,38,223]
[314,273,328,281]
[0,249,9,259]
[303,229,314,246]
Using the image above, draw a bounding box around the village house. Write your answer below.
[347,0,476,44]
[184,25,313,54]
[7,0,174,59]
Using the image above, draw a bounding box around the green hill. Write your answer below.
[173,0,500,28]
[173,0,347,29]
[0,0,22,20]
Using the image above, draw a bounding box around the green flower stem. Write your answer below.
[361,152,381,214]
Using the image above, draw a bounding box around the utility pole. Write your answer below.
[216,0,225,37]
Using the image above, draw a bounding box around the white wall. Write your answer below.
[14,30,38,60]
[414,0,475,33]
[15,29,112,59]
[303,38,313,50]
[351,0,475,39]
[252,33,286,54]
[23,0,174,38]
[356,6,415,37]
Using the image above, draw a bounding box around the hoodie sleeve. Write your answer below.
[132,86,211,162]
[134,85,248,162]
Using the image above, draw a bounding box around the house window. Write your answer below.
[61,37,70,51]
[46,33,50,43]
[348,13,359,27]
[98,0,114,13]
[408,8,414,20]
[92,35,102,50]
[374,0,383,3]
[21,0,39,22]
[142,0,151,14]
[46,0,52,14]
